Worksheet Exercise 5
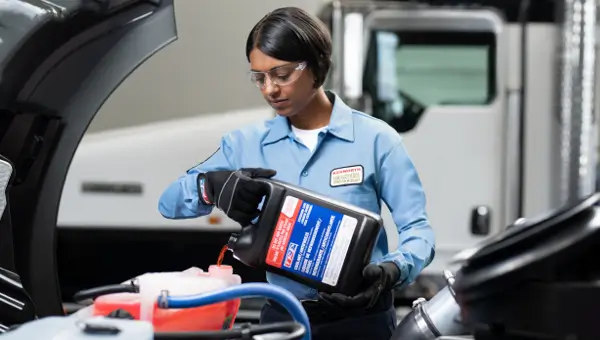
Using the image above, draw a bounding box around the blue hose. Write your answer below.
[157,282,311,340]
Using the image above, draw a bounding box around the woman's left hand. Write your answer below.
[319,262,400,309]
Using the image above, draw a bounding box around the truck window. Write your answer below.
[363,30,496,133]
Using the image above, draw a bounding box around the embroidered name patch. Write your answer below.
[330,165,364,187]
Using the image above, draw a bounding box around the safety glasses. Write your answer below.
[248,61,307,89]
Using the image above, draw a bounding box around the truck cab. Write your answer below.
[315,0,563,289]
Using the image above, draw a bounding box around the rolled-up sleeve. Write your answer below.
[158,136,236,219]
[378,139,435,287]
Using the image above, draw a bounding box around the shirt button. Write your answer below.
[309,288,317,295]
[301,170,308,177]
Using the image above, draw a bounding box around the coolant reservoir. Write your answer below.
[92,265,242,332]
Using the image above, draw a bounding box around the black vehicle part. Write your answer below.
[397,0,555,23]
[72,281,139,305]
[0,155,16,273]
[0,0,178,317]
[154,321,306,340]
[0,261,38,333]
[0,155,37,331]
[452,192,600,340]
[106,308,135,320]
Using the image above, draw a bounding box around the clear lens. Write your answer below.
[249,62,306,88]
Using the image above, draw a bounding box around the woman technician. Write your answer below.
[158,7,435,340]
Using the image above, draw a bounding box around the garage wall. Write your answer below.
[88,0,329,133]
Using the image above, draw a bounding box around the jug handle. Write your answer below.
[250,177,283,227]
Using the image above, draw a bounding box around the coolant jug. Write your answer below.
[228,179,383,296]
[92,265,241,332]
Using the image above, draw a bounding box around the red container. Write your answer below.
[92,265,242,331]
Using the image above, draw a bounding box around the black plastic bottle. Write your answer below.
[227,179,383,296]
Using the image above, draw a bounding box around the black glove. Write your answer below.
[319,262,400,309]
[197,168,277,226]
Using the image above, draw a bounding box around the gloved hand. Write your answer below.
[319,262,400,309]
[197,168,277,226]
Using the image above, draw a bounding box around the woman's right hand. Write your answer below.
[197,168,277,226]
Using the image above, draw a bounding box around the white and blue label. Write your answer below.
[266,195,358,286]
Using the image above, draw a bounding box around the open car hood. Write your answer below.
[0,0,177,317]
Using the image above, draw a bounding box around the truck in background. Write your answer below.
[56,0,596,310]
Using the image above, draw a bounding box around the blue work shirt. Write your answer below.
[158,91,435,300]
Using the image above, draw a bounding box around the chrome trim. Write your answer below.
[413,300,438,340]
[443,270,456,298]
[503,90,522,226]
[331,0,344,97]
[0,323,8,333]
[558,0,598,204]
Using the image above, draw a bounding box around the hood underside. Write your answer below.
[0,0,177,317]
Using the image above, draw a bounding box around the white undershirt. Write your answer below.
[291,126,327,152]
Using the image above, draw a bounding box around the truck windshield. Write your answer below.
[363,30,496,133]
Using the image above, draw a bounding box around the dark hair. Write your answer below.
[245,7,333,88]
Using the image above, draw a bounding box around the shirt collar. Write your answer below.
[262,90,355,145]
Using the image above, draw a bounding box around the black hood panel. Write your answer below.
[0,0,177,317]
